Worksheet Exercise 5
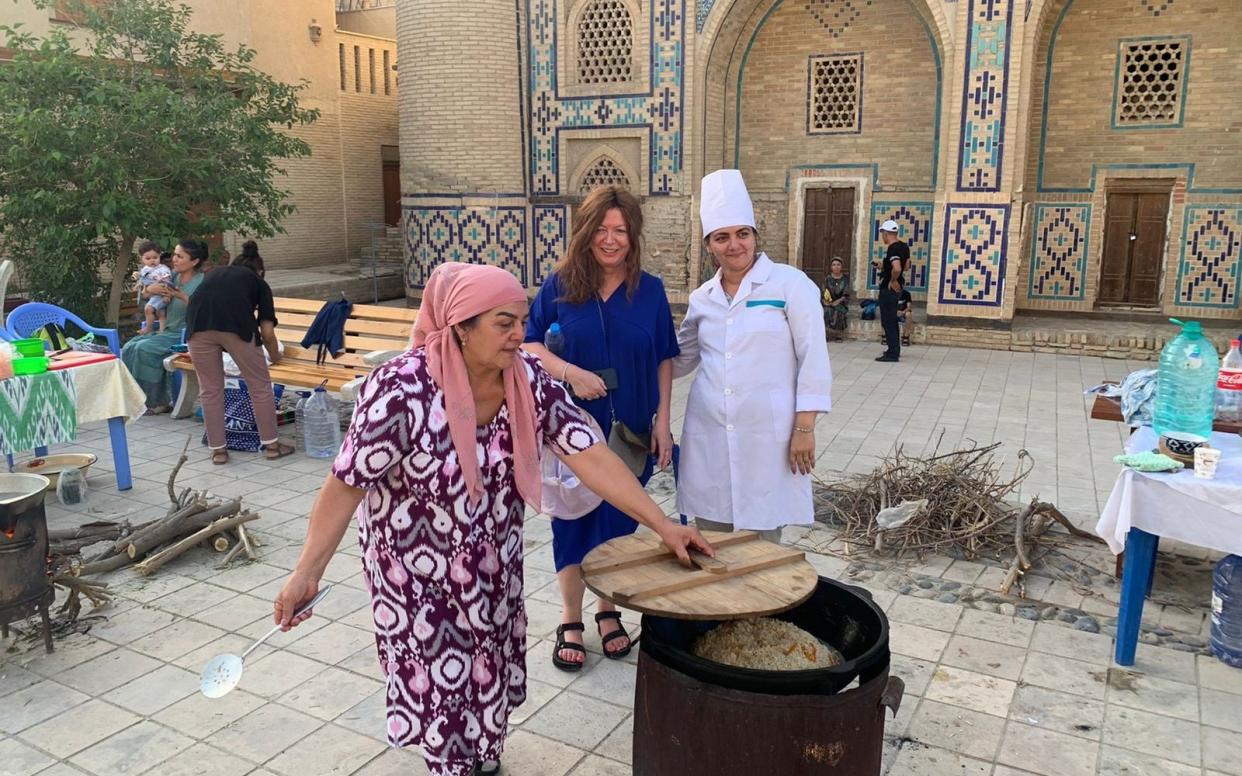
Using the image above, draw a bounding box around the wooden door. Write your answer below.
[382,160,401,227]
[1099,192,1168,307]
[1129,194,1167,305]
[800,187,855,286]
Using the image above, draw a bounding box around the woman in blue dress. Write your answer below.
[524,184,679,671]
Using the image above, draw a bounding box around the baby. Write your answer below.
[135,248,172,334]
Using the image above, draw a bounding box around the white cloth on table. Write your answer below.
[1096,426,1242,556]
[72,359,147,424]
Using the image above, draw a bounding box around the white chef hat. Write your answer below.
[700,169,756,238]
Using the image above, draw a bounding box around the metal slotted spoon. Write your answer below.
[199,584,333,698]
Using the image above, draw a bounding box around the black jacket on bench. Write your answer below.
[185,265,277,345]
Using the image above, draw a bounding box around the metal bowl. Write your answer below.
[14,453,98,491]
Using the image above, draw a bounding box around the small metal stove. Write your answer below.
[0,474,55,653]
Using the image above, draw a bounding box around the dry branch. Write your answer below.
[814,441,1100,587]
[167,437,191,506]
[134,512,259,576]
[125,498,241,559]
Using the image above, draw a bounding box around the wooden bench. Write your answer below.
[165,296,418,419]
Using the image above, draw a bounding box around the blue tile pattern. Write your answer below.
[1028,204,1090,300]
[532,204,569,288]
[867,202,933,292]
[938,203,1009,306]
[956,0,1012,192]
[528,0,685,196]
[404,205,529,289]
[696,0,716,31]
[1176,206,1241,308]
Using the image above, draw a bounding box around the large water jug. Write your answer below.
[1211,554,1242,668]
[1153,319,1219,439]
[302,386,342,459]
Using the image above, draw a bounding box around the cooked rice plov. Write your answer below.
[690,617,844,671]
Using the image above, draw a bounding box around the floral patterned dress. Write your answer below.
[332,348,599,776]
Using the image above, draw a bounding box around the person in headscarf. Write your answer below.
[273,262,710,776]
[675,170,833,543]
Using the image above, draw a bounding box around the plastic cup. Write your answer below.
[1194,446,1221,479]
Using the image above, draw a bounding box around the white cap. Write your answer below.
[880,220,900,234]
[700,169,756,238]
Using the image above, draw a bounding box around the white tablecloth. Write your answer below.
[72,358,147,425]
[1096,426,1242,556]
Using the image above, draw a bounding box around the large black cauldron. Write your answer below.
[634,577,902,775]
[0,474,54,653]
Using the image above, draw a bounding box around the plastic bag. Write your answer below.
[540,411,606,519]
[875,499,927,530]
[56,468,89,507]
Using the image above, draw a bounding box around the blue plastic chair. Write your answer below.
[5,302,121,357]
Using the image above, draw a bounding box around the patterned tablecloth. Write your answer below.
[0,359,147,455]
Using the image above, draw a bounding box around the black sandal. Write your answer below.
[552,622,586,672]
[474,760,500,775]
[595,611,632,660]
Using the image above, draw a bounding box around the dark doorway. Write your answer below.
[1099,191,1169,307]
[382,160,400,227]
[801,187,855,286]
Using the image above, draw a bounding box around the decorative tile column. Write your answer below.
[929,0,1024,321]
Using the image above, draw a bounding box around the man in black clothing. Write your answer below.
[875,219,908,362]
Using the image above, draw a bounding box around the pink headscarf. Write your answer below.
[413,262,540,509]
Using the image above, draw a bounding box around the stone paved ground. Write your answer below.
[3,341,1240,776]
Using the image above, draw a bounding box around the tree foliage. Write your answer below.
[0,0,319,322]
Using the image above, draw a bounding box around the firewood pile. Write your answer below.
[814,440,1103,594]
[47,439,263,619]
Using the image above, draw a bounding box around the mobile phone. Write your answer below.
[593,367,619,390]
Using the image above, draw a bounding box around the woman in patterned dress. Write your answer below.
[273,262,710,776]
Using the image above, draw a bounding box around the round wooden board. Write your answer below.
[579,529,819,621]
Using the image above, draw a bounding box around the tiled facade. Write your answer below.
[1027,204,1090,301]
[399,0,1242,328]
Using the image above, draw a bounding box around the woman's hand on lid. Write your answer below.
[657,521,714,568]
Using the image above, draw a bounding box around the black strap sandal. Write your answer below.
[552,622,586,672]
[595,611,632,660]
[474,760,501,775]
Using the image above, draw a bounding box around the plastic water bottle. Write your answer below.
[1216,339,1242,423]
[1211,555,1242,667]
[302,386,341,458]
[1153,319,1220,439]
[544,322,565,356]
[293,391,310,452]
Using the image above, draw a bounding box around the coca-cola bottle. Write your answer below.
[1217,339,1242,422]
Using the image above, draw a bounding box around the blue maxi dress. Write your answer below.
[525,271,680,570]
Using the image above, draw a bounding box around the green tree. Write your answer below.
[0,0,318,323]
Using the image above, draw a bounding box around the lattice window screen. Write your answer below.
[578,158,631,194]
[1115,39,1186,126]
[576,0,634,84]
[808,54,862,134]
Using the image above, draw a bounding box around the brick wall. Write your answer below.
[1031,0,1242,192]
[337,31,399,261]
[727,0,940,193]
[398,0,524,194]
[1018,0,1242,321]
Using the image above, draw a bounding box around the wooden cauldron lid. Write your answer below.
[580,529,819,621]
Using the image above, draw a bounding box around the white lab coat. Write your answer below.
[674,254,832,530]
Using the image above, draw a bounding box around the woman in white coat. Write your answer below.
[674,170,832,541]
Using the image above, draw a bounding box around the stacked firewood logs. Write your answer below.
[47,439,264,618]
